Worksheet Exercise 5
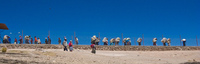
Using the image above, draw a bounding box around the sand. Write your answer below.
[0,49,199,64]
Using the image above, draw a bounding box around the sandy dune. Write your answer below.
[0,49,199,64]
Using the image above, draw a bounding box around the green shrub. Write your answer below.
[2,47,7,53]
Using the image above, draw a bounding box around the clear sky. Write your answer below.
[0,0,199,46]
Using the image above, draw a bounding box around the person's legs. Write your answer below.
[163,43,166,46]
[124,42,126,46]
[139,42,141,46]
[183,41,186,46]
[103,42,106,45]
[168,43,170,46]
[153,42,156,46]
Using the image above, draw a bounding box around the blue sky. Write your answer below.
[0,0,199,46]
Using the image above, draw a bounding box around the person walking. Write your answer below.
[19,36,23,44]
[153,38,157,46]
[115,37,120,45]
[48,36,51,44]
[38,38,41,44]
[25,35,30,44]
[181,39,186,46]
[102,37,108,45]
[90,42,96,54]
[161,38,167,46]
[110,38,114,45]
[8,36,11,44]
[34,36,38,44]
[69,40,73,52]
[75,37,79,45]
[137,38,142,46]
[30,38,33,44]
[45,38,48,44]
[62,38,68,51]
[167,38,171,46]
[91,35,96,44]
[3,35,8,44]
[14,38,17,44]
[123,38,127,45]
[58,38,61,45]
[95,37,100,45]
[126,38,131,45]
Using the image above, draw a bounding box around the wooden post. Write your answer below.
[134,37,136,46]
[162,34,163,38]
[180,35,182,46]
[48,30,50,37]
[142,34,144,46]
[72,36,73,43]
[99,32,100,45]
[196,35,198,46]
[74,32,76,44]
[121,33,123,45]
[22,30,23,44]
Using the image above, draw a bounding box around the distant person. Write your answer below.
[90,42,96,54]
[14,38,17,44]
[91,35,96,44]
[167,38,171,46]
[161,38,167,46]
[75,37,79,45]
[62,38,68,51]
[34,36,38,44]
[48,36,51,44]
[126,38,131,45]
[153,38,157,46]
[123,38,127,45]
[29,36,32,44]
[45,38,48,44]
[69,40,73,52]
[3,35,8,44]
[181,39,186,46]
[25,35,30,44]
[58,38,61,45]
[95,37,100,45]
[30,38,33,44]
[38,38,41,44]
[102,37,108,45]
[110,38,114,45]
[115,37,120,45]
[19,36,23,44]
[8,36,11,44]
[137,38,142,46]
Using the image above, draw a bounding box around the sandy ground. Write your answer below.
[0,49,199,64]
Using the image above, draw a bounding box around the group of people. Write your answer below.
[62,37,73,52]
[2,35,51,44]
[2,35,187,47]
[91,35,187,46]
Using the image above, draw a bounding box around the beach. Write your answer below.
[0,49,199,64]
